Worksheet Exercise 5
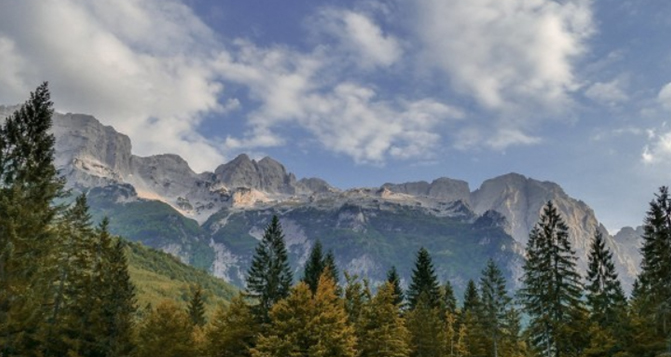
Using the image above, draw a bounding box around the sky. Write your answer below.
[1,0,671,232]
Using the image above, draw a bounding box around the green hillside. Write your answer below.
[125,240,238,317]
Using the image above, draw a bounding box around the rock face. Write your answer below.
[3,105,641,292]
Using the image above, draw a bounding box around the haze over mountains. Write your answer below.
[0,105,643,293]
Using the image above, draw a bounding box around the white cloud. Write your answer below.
[585,79,629,106]
[413,0,593,112]
[313,8,403,69]
[0,0,225,172]
[214,44,461,163]
[659,83,671,111]
[642,124,671,164]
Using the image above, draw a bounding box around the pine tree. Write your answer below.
[245,215,293,323]
[189,285,207,327]
[460,280,486,357]
[585,231,626,325]
[324,250,340,286]
[136,300,197,357]
[387,266,404,307]
[358,282,411,357]
[636,186,671,354]
[479,259,511,357]
[309,268,357,357]
[343,272,370,327]
[98,231,136,357]
[442,281,457,315]
[203,294,258,357]
[407,247,441,310]
[253,270,357,357]
[406,292,444,357]
[303,240,326,294]
[0,83,65,355]
[518,201,585,357]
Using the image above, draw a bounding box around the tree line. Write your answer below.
[2,84,671,356]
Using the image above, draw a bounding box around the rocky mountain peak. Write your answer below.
[382,177,470,203]
[214,154,298,194]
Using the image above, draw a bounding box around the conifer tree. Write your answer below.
[245,215,293,323]
[324,250,340,286]
[358,282,410,357]
[479,259,511,357]
[136,300,197,357]
[636,186,671,354]
[203,294,258,357]
[189,285,207,327]
[95,228,136,357]
[462,280,480,314]
[343,272,370,327]
[303,240,326,294]
[442,281,457,315]
[461,280,486,357]
[406,247,441,310]
[0,83,65,355]
[406,292,444,357]
[518,201,585,357]
[585,231,626,325]
[387,266,404,307]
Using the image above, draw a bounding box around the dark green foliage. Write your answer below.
[245,215,293,323]
[188,285,207,327]
[634,186,671,355]
[480,259,511,357]
[303,240,325,294]
[406,247,441,310]
[518,201,585,357]
[442,280,457,315]
[462,279,480,313]
[387,266,404,306]
[324,250,340,286]
[0,83,65,355]
[585,231,626,326]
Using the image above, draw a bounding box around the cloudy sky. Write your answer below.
[1,0,670,232]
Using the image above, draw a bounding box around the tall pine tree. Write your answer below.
[518,201,585,357]
[303,240,326,294]
[188,285,206,327]
[245,215,293,323]
[0,83,65,355]
[585,231,626,326]
[406,247,441,310]
[635,186,671,355]
[387,266,404,307]
[479,259,511,357]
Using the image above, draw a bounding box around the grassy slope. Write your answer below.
[125,240,238,317]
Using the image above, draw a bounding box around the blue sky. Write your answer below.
[1,0,671,232]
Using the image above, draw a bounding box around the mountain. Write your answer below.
[0,105,641,294]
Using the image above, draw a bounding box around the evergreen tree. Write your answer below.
[96,230,136,357]
[324,250,340,286]
[406,247,441,310]
[358,282,411,357]
[442,281,457,315]
[460,280,486,357]
[518,201,585,357]
[189,285,207,327]
[387,266,404,307]
[585,231,626,326]
[136,300,197,357]
[343,272,370,327]
[636,186,671,354]
[479,259,511,357]
[462,280,480,314]
[203,294,258,357]
[406,292,444,357]
[303,240,326,294]
[245,215,293,323]
[253,270,356,357]
[0,83,65,355]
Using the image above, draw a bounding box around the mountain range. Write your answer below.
[0,105,644,294]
